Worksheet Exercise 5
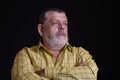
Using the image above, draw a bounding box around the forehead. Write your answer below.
[45,11,67,21]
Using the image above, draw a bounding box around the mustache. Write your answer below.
[56,31,66,36]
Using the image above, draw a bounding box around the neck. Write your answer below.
[45,46,61,59]
[43,40,65,58]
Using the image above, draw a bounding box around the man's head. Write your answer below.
[38,8,68,50]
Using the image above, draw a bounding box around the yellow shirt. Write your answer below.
[11,42,98,80]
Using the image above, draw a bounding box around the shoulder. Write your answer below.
[71,46,93,62]
[71,46,89,53]
[71,46,92,57]
[16,45,39,56]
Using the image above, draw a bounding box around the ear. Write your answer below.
[38,24,43,36]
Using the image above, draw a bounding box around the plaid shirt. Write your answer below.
[11,41,98,80]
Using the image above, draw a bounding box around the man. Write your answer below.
[11,8,98,80]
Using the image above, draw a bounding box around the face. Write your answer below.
[39,11,68,48]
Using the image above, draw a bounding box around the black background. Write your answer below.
[1,0,117,80]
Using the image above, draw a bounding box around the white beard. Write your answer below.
[43,34,68,51]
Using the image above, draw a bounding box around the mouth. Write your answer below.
[56,32,66,37]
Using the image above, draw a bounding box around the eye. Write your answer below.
[51,22,59,26]
[63,23,68,26]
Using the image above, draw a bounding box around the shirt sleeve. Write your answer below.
[45,47,98,80]
[11,48,50,80]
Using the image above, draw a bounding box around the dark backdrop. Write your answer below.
[1,0,117,80]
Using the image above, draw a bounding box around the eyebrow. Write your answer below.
[51,19,68,23]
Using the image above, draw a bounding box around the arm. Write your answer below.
[58,58,98,80]
[11,48,50,80]
[44,47,98,80]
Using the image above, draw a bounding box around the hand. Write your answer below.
[75,62,87,67]
[35,69,45,77]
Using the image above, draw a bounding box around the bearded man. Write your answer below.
[11,8,98,80]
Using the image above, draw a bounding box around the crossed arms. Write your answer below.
[11,48,98,80]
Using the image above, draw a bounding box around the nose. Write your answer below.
[58,23,64,30]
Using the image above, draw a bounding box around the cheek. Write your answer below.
[51,27,58,33]
[45,28,56,36]
[42,28,50,36]
[64,28,68,33]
